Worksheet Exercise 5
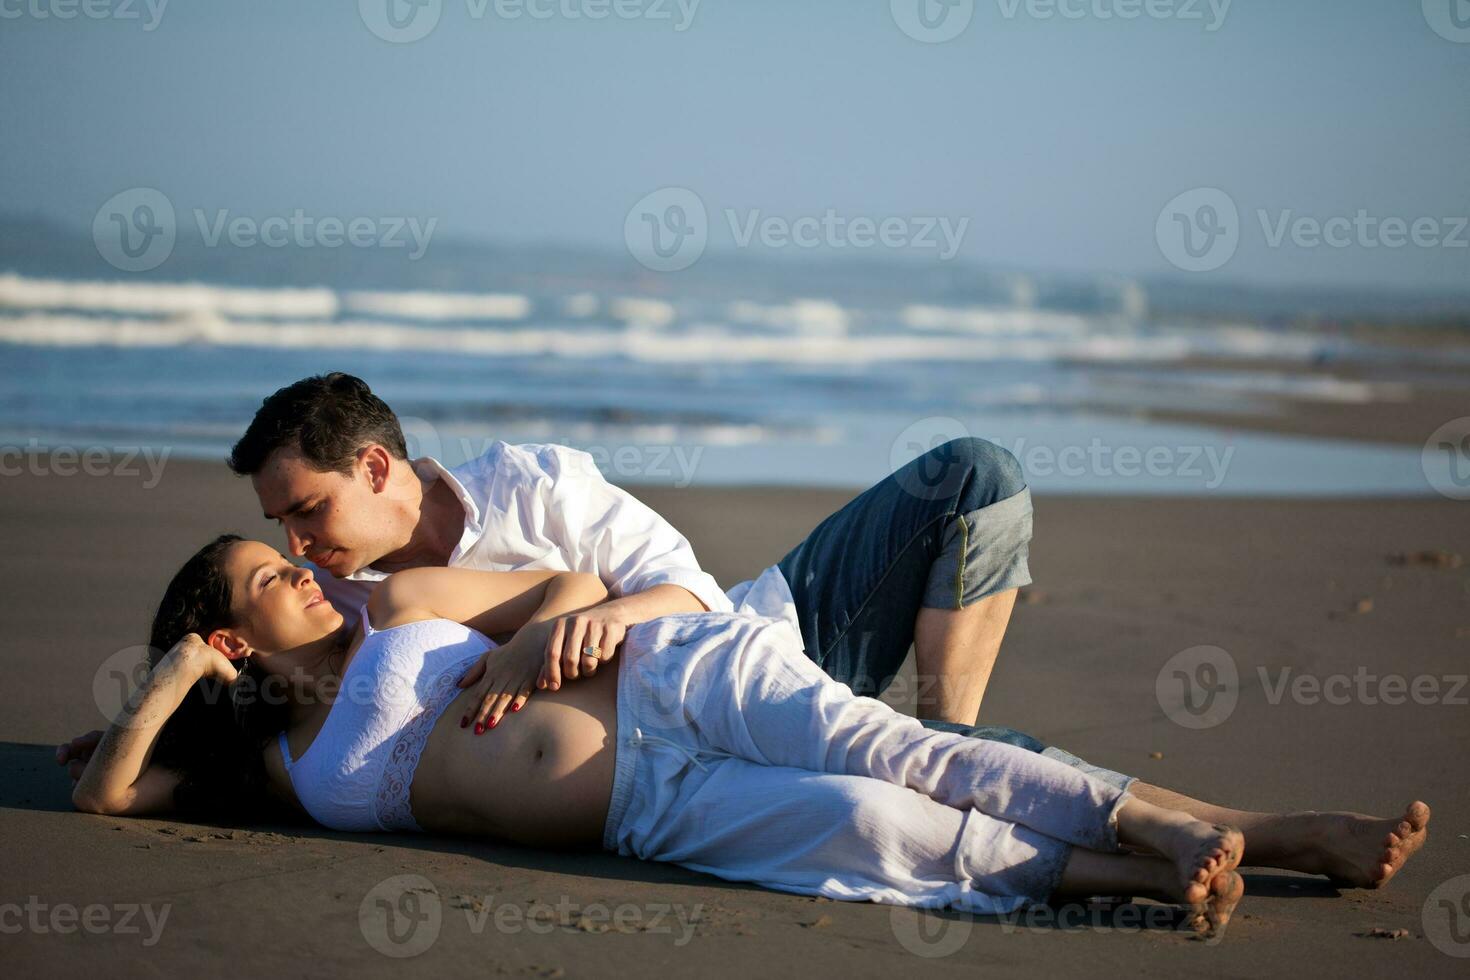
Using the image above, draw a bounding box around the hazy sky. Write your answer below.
[2,0,1467,290]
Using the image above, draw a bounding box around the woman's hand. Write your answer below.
[456,639,544,734]
[171,633,242,686]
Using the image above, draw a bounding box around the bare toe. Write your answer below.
[1186,870,1245,939]
[1373,801,1430,889]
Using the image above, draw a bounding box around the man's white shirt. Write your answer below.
[312,442,800,636]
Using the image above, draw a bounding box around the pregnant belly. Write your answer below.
[409,661,620,846]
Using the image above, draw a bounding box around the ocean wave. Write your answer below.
[0,309,1342,366]
[0,273,339,319]
[343,289,531,321]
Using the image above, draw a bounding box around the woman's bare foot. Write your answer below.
[1301,801,1431,888]
[1116,799,1245,934]
[1190,870,1245,937]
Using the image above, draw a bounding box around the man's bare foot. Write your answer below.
[1303,801,1431,888]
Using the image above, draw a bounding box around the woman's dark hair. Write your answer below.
[227,372,408,476]
[147,534,292,820]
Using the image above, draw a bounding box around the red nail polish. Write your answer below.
[488,717,498,729]
[474,723,484,735]
[511,703,521,712]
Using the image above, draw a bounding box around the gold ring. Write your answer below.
[582,645,597,657]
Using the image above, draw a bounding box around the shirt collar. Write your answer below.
[341,455,484,581]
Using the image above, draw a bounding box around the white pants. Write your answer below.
[604,613,1130,914]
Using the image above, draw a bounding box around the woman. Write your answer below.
[72,536,1429,937]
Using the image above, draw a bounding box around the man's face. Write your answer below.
[251,447,398,578]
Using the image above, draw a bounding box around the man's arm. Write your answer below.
[528,444,731,614]
[523,445,729,682]
[540,582,709,689]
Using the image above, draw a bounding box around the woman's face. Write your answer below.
[214,540,345,668]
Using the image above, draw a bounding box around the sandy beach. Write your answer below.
[2,450,1467,978]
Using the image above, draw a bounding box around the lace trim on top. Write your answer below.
[374,663,464,832]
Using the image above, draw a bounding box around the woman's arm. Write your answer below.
[71,634,235,817]
[365,567,610,639]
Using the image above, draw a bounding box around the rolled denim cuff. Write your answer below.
[921,485,1034,609]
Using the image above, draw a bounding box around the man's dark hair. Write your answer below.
[228,373,408,476]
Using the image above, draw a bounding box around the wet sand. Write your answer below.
[3,458,1468,977]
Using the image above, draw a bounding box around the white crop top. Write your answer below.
[278,605,492,832]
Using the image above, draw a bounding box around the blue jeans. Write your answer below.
[775,439,1078,757]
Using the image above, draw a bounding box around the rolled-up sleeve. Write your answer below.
[529,445,734,613]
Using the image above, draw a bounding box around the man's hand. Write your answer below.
[56,730,104,784]
[540,608,628,691]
